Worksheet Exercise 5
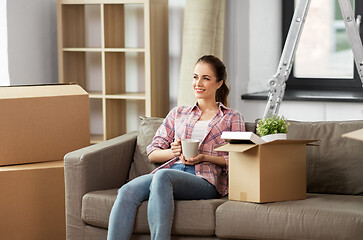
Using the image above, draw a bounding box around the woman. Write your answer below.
[107,55,245,240]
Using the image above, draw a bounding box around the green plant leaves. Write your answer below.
[256,115,289,137]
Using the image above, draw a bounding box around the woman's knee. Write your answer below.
[152,169,175,183]
[150,169,176,189]
[117,184,135,202]
[117,181,149,203]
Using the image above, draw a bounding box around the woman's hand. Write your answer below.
[181,154,205,165]
[148,138,182,163]
[170,139,182,157]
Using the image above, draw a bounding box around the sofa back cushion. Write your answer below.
[128,116,164,180]
[287,120,363,195]
[128,118,363,195]
[245,121,256,133]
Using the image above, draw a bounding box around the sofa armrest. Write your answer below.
[64,131,137,239]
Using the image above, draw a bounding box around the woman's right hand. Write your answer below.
[170,138,182,157]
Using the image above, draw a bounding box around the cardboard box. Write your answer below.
[342,128,363,142]
[216,140,315,203]
[0,84,90,166]
[0,161,65,240]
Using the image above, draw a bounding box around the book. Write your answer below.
[221,131,265,144]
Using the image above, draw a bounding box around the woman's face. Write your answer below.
[193,62,222,101]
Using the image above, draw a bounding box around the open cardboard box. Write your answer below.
[0,84,90,166]
[215,139,316,203]
[342,128,363,142]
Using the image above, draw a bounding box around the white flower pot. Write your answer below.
[261,133,287,143]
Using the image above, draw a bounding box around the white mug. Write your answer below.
[181,139,200,160]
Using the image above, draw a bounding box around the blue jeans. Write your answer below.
[107,167,220,240]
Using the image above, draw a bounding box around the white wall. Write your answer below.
[224,0,282,121]
[0,0,10,86]
[224,0,250,109]
[7,0,58,85]
[169,0,185,108]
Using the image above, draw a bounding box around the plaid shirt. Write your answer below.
[146,102,245,196]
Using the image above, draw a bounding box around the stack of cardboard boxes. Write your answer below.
[0,84,90,240]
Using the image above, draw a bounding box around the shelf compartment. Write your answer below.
[105,92,146,99]
[62,4,102,48]
[63,48,103,52]
[89,92,146,99]
[105,99,126,139]
[105,99,145,139]
[90,134,104,144]
[105,51,145,95]
[89,98,104,142]
[89,92,104,98]
[104,3,144,48]
[62,51,103,93]
[105,48,145,52]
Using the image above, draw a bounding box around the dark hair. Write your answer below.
[196,55,229,107]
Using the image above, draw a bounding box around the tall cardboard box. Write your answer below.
[216,140,314,203]
[0,161,65,240]
[0,84,90,166]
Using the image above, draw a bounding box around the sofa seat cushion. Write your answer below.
[82,188,226,236]
[216,193,363,240]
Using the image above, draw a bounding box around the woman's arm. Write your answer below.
[148,149,174,163]
[180,154,226,167]
[148,139,182,163]
[147,107,179,163]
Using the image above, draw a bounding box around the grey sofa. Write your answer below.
[64,117,363,240]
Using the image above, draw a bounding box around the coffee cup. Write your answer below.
[181,139,200,160]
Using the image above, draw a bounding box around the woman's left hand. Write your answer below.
[180,154,205,165]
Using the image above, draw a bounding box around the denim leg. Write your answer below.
[148,169,219,240]
[107,174,153,240]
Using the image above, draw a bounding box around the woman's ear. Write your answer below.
[217,80,223,89]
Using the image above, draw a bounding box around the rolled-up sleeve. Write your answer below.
[223,111,245,169]
[146,107,177,156]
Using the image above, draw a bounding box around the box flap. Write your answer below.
[215,143,258,152]
[0,84,88,99]
[215,139,318,153]
[261,139,318,145]
[221,131,265,145]
[342,128,363,142]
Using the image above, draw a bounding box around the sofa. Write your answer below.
[64,117,363,240]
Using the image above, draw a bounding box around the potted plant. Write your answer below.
[256,115,290,142]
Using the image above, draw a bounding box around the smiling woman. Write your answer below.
[0,0,10,86]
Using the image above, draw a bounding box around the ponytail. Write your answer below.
[216,80,229,107]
